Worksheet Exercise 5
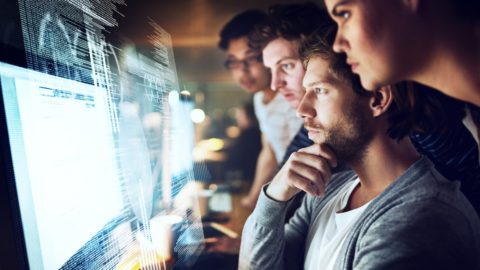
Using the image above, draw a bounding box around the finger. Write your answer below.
[290,160,332,184]
[298,143,337,167]
[290,160,329,194]
[298,143,338,168]
[289,151,333,181]
[287,169,323,196]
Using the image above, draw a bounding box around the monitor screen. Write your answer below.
[1,62,125,270]
[0,1,206,269]
[0,59,204,270]
[0,32,205,270]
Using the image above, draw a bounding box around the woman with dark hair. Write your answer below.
[324,0,480,106]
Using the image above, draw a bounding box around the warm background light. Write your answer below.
[191,108,206,123]
[226,126,240,138]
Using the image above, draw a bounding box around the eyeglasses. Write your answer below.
[224,54,263,70]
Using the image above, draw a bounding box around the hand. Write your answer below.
[266,143,337,201]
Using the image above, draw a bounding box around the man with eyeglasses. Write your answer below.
[219,10,303,209]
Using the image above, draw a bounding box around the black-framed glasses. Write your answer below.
[224,54,263,70]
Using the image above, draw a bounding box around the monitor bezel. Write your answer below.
[0,73,29,269]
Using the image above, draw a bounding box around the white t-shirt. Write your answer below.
[304,178,371,270]
[253,91,303,163]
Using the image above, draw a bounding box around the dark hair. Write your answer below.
[299,22,465,140]
[218,10,267,51]
[249,2,330,51]
[388,82,467,136]
[299,23,367,97]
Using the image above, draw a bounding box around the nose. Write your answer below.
[296,91,316,119]
[270,69,286,91]
[332,27,349,53]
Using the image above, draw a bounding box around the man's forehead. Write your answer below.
[303,72,331,89]
[303,57,335,87]
[262,38,299,66]
[227,37,258,58]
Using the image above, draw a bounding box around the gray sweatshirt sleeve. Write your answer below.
[238,186,314,270]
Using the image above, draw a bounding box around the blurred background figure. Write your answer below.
[224,102,262,182]
[218,9,302,209]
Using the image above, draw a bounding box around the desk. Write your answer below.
[222,192,252,235]
[187,191,251,270]
[200,189,252,250]
[114,184,252,270]
[200,180,252,235]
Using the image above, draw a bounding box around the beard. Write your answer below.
[308,100,373,164]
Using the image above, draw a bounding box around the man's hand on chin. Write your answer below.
[267,143,337,202]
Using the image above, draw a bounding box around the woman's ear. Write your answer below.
[370,85,394,118]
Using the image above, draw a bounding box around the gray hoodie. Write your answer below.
[239,157,480,270]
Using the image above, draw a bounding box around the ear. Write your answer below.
[402,0,420,13]
[369,86,393,118]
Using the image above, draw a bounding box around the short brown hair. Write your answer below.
[249,2,330,51]
[299,23,367,97]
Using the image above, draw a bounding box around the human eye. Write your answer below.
[338,10,350,20]
[332,6,351,22]
[314,87,328,95]
[281,62,295,71]
[225,59,241,70]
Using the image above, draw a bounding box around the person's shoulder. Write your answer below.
[355,194,480,269]
[253,91,264,106]
[396,158,469,209]
[383,156,462,202]
[361,164,480,239]
[351,157,480,268]
[366,188,480,259]
[369,157,479,230]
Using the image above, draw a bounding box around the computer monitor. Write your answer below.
[0,61,122,268]
[0,0,206,268]
[0,58,203,269]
